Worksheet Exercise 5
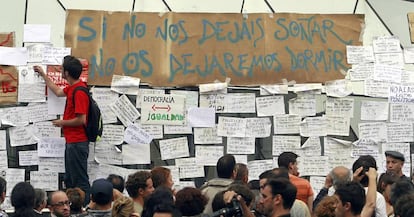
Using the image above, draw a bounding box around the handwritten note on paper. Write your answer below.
[375,52,404,67]
[194,127,222,144]
[245,118,272,138]
[390,104,414,122]
[9,125,36,147]
[27,103,57,123]
[288,94,316,117]
[1,107,30,127]
[196,145,224,166]
[99,124,124,145]
[300,117,327,137]
[0,130,6,150]
[326,116,350,136]
[325,79,352,97]
[349,64,374,81]
[273,115,300,134]
[372,36,402,53]
[227,137,255,155]
[164,124,193,134]
[325,98,354,118]
[124,124,153,145]
[42,47,71,65]
[324,137,353,156]
[32,121,61,140]
[26,43,50,62]
[170,90,199,109]
[0,47,28,65]
[387,123,414,142]
[199,81,228,93]
[247,160,273,182]
[175,157,205,178]
[389,85,414,104]
[351,143,380,158]
[94,142,123,165]
[260,84,289,95]
[234,155,248,164]
[38,157,65,173]
[159,137,189,160]
[4,168,25,196]
[136,88,165,108]
[23,24,51,42]
[0,151,8,168]
[122,143,151,165]
[361,101,389,121]
[404,47,414,64]
[30,171,58,191]
[200,93,255,113]
[111,95,140,127]
[141,94,186,125]
[358,122,387,143]
[299,156,329,176]
[19,150,38,166]
[47,89,66,115]
[346,45,375,64]
[18,70,47,103]
[217,117,246,137]
[272,136,301,156]
[37,137,65,157]
[301,137,322,156]
[364,80,395,98]
[199,94,226,112]
[382,143,410,176]
[91,87,118,124]
[374,65,403,83]
[135,123,163,139]
[256,96,285,117]
[329,155,354,169]
[110,75,140,95]
[188,107,215,127]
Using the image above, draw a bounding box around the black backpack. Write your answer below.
[72,86,103,142]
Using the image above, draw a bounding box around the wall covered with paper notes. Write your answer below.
[0,0,414,211]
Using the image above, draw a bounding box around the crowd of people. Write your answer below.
[1,151,414,217]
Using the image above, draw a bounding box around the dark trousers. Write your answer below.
[64,141,91,205]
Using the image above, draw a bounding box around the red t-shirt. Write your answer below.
[63,81,89,143]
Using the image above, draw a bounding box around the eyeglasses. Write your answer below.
[52,200,71,207]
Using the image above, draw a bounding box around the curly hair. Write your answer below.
[314,196,336,217]
[175,187,207,216]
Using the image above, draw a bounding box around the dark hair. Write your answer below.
[34,188,46,209]
[228,183,255,207]
[277,152,298,169]
[272,167,290,179]
[107,174,125,193]
[142,187,176,217]
[352,155,377,186]
[151,167,171,189]
[334,182,366,215]
[394,193,414,217]
[390,180,414,205]
[247,180,260,190]
[62,55,82,79]
[11,182,35,217]
[126,171,152,198]
[0,177,6,194]
[377,173,398,193]
[175,187,207,216]
[66,187,85,214]
[234,163,248,182]
[266,178,297,209]
[217,155,236,179]
[259,170,277,180]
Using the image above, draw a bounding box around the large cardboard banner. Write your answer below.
[65,11,364,87]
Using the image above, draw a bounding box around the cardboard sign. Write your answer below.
[65,11,364,87]
[141,94,186,125]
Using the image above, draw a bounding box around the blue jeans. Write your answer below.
[65,141,90,205]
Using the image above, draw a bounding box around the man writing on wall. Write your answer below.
[34,56,90,203]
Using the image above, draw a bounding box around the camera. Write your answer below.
[209,196,243,217]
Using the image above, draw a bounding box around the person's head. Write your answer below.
[216,154,236,179]
[141,187,176,217]
[394,193,414,217]
[330,166,352,189]
[259,178,297,216]
[314,196,336,217]
[11,182,36,217]
[352,155,377,186]
[34,188,47,212]
[48,190,71,217]
[258,170,280,192]
[377,173,398,202]
[126,171,154,200]
[278,152,299,176]
[65,187,85,214]
[390,180,414,206]
[107,174,125,193]
[334,182,366,217]
[175,187,207,216]
[112,196,137,217]
[91,178,113,206]
[385,151,405,177]
[234,163,249,184]
[62,55,82,80]
[151,167,174,190]
[0,177,6,204]
[228,183,255,208]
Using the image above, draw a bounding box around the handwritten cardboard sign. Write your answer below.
[65,11,364,86]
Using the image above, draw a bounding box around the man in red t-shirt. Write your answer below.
[34,56,90,204]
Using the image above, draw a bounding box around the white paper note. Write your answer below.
[346,45,375,64]
[325,98,354,118]
[110,75,140,95]
[99,124,124,145]
[195,145,224,166]
[23,24,51,42]
[30,171,58,191]
[42,47,71,65]
[159,137,189,160]
[122,143,151,165]
[124,124,153,145]
[227,137,255,154]
[360,101,389,121]
[18,150,38,166]
[194,127,222,144]
[37,137,65,157]
[272,136,301,156]
[387,123,414,142]
[111,95,140,127]
[256,95,285,117]
[273,114,301,134]
[0,47,28,65]
[92,87,119,124]
[188,107,215,127]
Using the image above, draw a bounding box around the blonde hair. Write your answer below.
[112,196,135,217]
